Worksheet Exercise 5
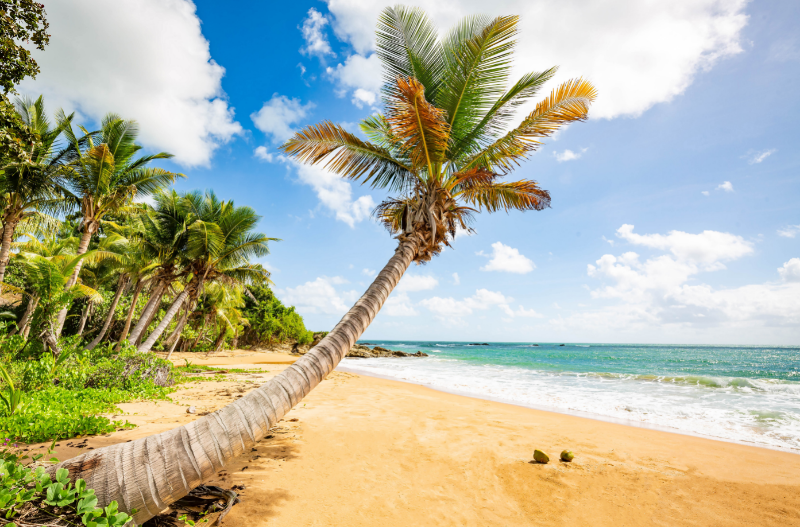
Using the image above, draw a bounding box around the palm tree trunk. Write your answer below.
[0,214,19,288]
[115,279,143,351]
[86,275,126,350]
[54,227,94,336]
[53,239,418,524]
[135,297,163,347]
[128,282,166,345]
[137,286,191,353]
[164,303,190,349]
[14,294,39,338]
[213,326,226,352]
[76,302,92,337]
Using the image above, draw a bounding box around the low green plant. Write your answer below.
[0,364,24,416]
[0,448,133,526]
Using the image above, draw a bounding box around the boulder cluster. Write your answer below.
[346,344,429,359]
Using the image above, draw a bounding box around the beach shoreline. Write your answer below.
[37,350,800,526]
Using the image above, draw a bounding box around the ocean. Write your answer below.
[337,341,800,452]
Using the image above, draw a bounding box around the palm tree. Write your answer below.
[54,8,595,523]
[136,191,274,353]
[0,96,70,287]
[52,113,182,335]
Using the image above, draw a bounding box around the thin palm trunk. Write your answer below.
[0,214,19,288]
[86,275,126,350]
[13,294,38,337]
[137,287,190,353]
[128,282,166,344]
[76,302,92,337]
[135,297,163,347]
[115,279,143,351]
[164,303,190,349]
[53,239,418,524]
[54,227,93,336]
[213,326,226,352]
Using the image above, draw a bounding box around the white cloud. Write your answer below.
[552,227,800,339]
[326,52,383,108]
[397,274,438,292]
[352,88,377,108]
[251,94,315,144]
[21,0,242,167]
[324,0,747,119]
[777,225,800,238]
[701,191,710,196]
[479,242,535,274]
[779,258,800,283]
[254,146,274,162]
[420,288,539,320]
[300,8,335,60]
[615,224,752,269]
[383,291,418,316]
[362,268,377,277]
[288,161,375,227]
[554,147,588,162]
[748,149,776,164]
[279,276,354,315]
[716,181,734,192]
[452,272,460,285]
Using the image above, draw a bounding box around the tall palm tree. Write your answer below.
[54,8,595,523]
[0,96,70,287]
[52,113,182,335]
[137,191,274,353]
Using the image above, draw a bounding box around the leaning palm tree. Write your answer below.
[54,8,596,523]
[52,113,183,335]
[0,96,71,287]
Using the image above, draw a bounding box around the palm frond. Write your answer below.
[455,178,551,212]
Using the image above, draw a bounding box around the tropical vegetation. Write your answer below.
[0,3,596,526]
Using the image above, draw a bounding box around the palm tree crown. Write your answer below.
[282,7,596,261]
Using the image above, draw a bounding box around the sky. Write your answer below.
[19,0,800,344]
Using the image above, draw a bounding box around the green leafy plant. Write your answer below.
[0,364,23,416]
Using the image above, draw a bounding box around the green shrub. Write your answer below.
[240,285,315,346]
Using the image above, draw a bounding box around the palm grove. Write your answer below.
[1,3,595,525]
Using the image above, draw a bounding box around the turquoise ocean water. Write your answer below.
[337,341,800,451]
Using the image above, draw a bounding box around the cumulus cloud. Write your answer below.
[362,268,377,277]
[383,291,418,316]
[701,191,710,196]
[289,161,375,227]
[299,8,335,60]
[420,289,540,320]
[716,181,734,192]
[552,226,800,340]
[20,0,242,167]
[479,242,536,274]
[615,224,752,270]
[279,276,355,315]
[779,258,800,283]
[747,149,776,164]
[251,94,315,144]
[452,272,460,285]
[326,52,383,107]
[777,225,800,238]
[554,148,588,162]
[397,274,439,292]
[253,146,274,162]
[324,0,748,118]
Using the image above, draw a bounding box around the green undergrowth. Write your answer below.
[0,446,132,526]
[0,335,177,443]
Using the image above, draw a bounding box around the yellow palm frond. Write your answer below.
[385,76,451,177]
[462,78,597,172]
[455,179,551,212]
[281,121,415,190]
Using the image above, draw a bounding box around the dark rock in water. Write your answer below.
[346,344,375,358]
[533,450,550,464]
[469,343,490,346]
[560,450,575,462]
[412,351,428,357]
[346,344,428,358]
[373,346,391,353]
[559,344,565,346]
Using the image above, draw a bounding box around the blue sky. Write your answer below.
[21,0,800,344]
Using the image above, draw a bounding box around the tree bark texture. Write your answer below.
[14,294,38,337]
[164,303,190,349]
[87,275,126,350]
[128,282,166,345]
[137,287,190,353]
[116,280,144,350]
[55,227,94,336]
[0,214,19,288]
[52,239,418,525]
[76,302,92,337]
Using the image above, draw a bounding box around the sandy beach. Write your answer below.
[36,351,800,526]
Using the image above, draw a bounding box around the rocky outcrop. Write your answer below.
[345,344,428,359]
